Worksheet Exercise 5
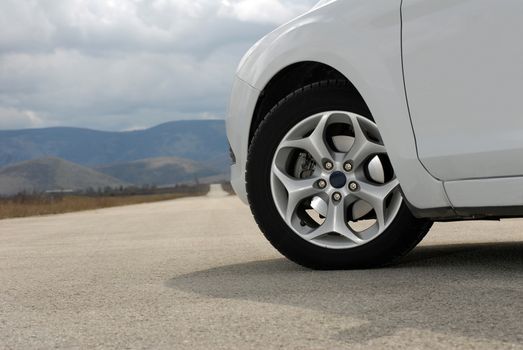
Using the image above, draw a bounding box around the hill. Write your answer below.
[96,157,226,186]
[0,158,128,196]
[0,120,228,168]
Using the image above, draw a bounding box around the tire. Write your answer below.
[246,80,432,269]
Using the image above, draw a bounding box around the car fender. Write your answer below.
[235,0,451,211]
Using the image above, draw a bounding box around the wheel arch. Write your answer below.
[248,61,372,145]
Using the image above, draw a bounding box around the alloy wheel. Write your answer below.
[270,111,402,249]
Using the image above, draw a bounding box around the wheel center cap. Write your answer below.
[329,171,347,189]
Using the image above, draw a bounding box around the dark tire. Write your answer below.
[246,80,432,269]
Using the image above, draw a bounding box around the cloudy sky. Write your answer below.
[0,0,316,130]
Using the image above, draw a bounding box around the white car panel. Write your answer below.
[402,0,523,181]
[226,77,260,204]
[230,0,451,210]
[445,176,523,208]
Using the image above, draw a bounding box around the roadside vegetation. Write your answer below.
[0,184,210,220]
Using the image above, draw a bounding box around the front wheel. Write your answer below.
[246,80,432,269]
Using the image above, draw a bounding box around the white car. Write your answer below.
[226,0,523,269]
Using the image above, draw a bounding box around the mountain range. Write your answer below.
[0,120,230,195]
[0,120,227,167]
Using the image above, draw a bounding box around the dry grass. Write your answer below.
[0,193,204,220]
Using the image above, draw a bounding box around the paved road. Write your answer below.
[0,187,522,349]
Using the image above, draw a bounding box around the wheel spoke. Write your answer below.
[307,201,343,240]
[355,178,400,229]
[308,113,333,160]
[278,113,333,164]
[307,197,364,244]
[344,115,386,166]
[272,164,321,222]
[380,178,400,198]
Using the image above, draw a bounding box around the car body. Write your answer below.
[226,0,523,268]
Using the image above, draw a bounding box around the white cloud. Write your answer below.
[0,107,46,129]
[219,0,312,24]
[0,0,316,130]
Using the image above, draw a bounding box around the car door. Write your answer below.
[401,0,523,182]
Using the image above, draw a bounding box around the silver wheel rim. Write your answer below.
[270,111,403,249]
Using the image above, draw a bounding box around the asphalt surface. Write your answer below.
[0,185,522,349]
